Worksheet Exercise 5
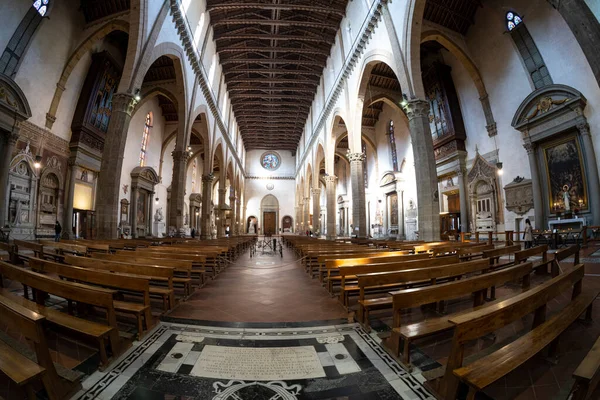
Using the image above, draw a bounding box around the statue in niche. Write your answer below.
[81,170,88,182]
[562,185,571,211]
[154,208,164,222]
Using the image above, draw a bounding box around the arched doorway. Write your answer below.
[261,194,279,235]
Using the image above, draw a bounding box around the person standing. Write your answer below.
[54,221,62,242]
[191,228,196,239]
[523,219,533,249]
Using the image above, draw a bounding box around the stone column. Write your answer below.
[304,196,311,232]
[229,195,236,236]
[311,188,321,234]
[96,93,137,239]
[577,123,600,225]
[235,198,241,235]
[547,0,600,89]
[62,160,77,239]
[297,201,303,233]
[0,132,19,227]
[348,152,367,238]
[201,174,215,239]
[404,99,441,241]
[456,166,470,234]
[524,142,545,230]
[395,178,406,240]
[131,187,139,238]
[217,188,226,238]
[324,175,337,240]
[168,150,189,234]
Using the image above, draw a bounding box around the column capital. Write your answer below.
[172,149,190,162]
[311,188,321,196]
[486,123,498,137]
[523,141,536,154]
[347,152,366,163]
[229,195,236,202]
[202,173,215,182]
[324,175,337,183]
[304,196,311,203]
[577,122,591,137]
[403,99,430,120]
[218,188,227,194]
[112,93,138,116]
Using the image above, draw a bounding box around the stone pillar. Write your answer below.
[131,187,139,238]
[348,152,367,238]
[0,132,18,227]
[404,99,441,241]
[229,195,236,236]
[235,198,241,235]
[96,93,137,239]
[577,123,600,225]
[62,160,77,239]
[311,188,321,234]
[547,0,600,89]
[324,175,337,240]
[524,142,545,230]
[395,178,406,239]
[456,166,469,234]
[297,201,304,233]
[217,188,226,238]
[304,196,311,232]
[168,150,189,233]
[201,174,215,239]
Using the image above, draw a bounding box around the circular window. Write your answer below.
[260,152,281,171]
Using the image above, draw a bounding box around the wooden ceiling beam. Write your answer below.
[228,87,316,93]
[224,68,322,76]
[230,94,313,100]
[221,58,324,66]
[218,47,330,56]
[216,34,331,43]
[213,19,339,31]
[227,78,319,84]
[207,3,345,16]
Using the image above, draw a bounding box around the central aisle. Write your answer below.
[165,245,348,323]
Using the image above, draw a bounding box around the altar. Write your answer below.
[548,218,586,231]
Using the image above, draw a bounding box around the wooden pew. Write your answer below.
[13,240,44,262]
[456,244,494,261]
[0,241,17,263]
[514,244,553,274]
[91,253,198,295]
[0,261,121,368]
[385,262,534,369]
[0,294,66,400]
[357,259,491,332]
[571,335,600,400]
[315,250,409,281]
[39,240,87,257]
[63,255,175,311]
[29,257,152,339]
[553,244,581,277]
[481,244,521,270]
[338,255,460,307]
[447,264,597,400]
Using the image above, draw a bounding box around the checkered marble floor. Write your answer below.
[71,321,434,400]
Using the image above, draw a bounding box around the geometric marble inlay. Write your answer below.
[190,345,326,380]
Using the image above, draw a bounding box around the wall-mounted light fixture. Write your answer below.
[155,197,159,204]
[400,93,408,107]
[134,89,141,102]
[34,155,42,169]
[496,162,504,176]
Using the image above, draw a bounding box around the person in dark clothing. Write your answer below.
[54,221,62,242]
[191,228,196,238]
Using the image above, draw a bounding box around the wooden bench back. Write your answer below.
[91,253,193,270]
[514,244,549,264]
[357,259,490,289]
[317,251,406,263]
[0,261,117,327]
[339,254,459,277]
[325,253,429,269]
[117,250,206,263]
[391,262,533,312]
[39,240,88,254]
[457,244,494,255]
[449,263,585,343]
[482,244,521,259]
[13,240,43,255]
[63,255,173,279]
[555,244,580,265]
[63,240,109,253]
[29,257,150,305]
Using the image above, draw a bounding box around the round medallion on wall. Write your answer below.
[260,151,281,171]
[266,183,274,191]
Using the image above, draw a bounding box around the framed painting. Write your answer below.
[137,192,146,225]
[542,135,588,212]
[389,193,399,225]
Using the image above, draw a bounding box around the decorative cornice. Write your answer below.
[403,99,430,120]
[295,0,385,175]
[169,0,245,177]
[19,121,70,157]
[246,175,295,180]
[324,175,337,183]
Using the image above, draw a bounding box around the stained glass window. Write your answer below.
[261,152,281,171]
[33,0,48,16]
[139,112,152,166]
[191,158,197,192]
[506,11,522,31]
[388,120,399,172]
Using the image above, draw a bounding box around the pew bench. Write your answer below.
[514,244,553,274]
[13,240,44,263]
[571,334,600,400]
[553,244,581,277]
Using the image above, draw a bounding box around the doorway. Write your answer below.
[263,212,276,235]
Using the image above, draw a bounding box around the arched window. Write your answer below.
[33,0,49,16]
[506,11,553,89]
[0,1,50,76]
[506,11,522,31]
[139,112,152,166]
[191,158,197,192]
[388,121,399,172]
